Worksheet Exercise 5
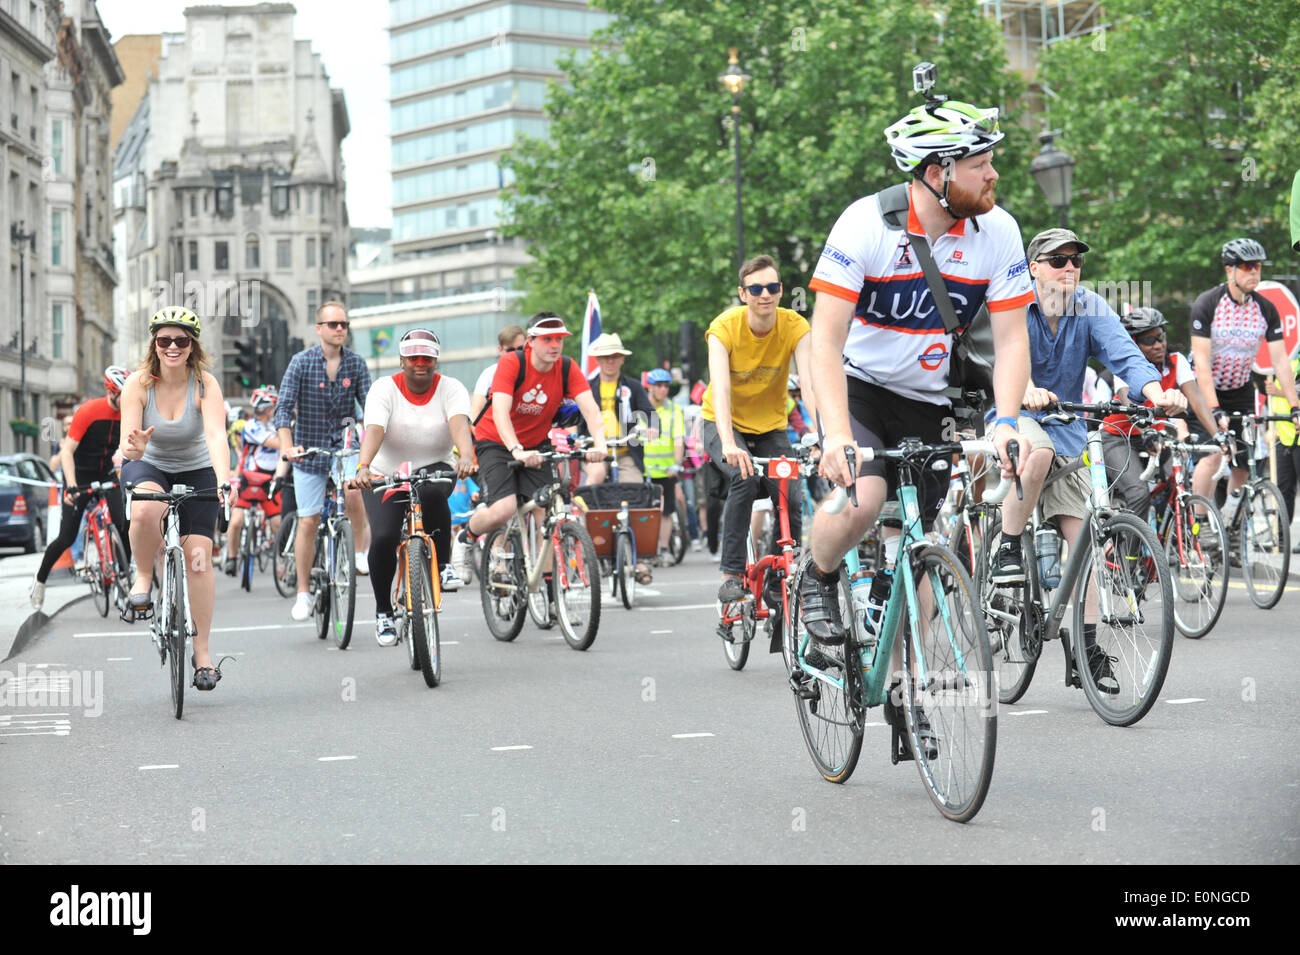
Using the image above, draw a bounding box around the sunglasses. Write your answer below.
[1234,261,1262,272]
[155,335,192,350]
[318,320,349,330]
[1035,253,1084,269]
[743,282,782,296]
[1134,330,1166,346]
[405,355,434,366]
[534,334,566,344]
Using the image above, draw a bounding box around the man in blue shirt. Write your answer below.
[990,229,1186,587]
[275,302,373,621]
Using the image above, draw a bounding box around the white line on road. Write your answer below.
[139,764,178,770]
[0,728,70,736]
[317,755,357,762]
[491,745,533,751]
[1007,709,1050,716]
[864,721,888,727]
[0,717,71,725]
[636,588,662,597]
[1166,698,1207,705]
[75,623,319,638]
[672,732,714,739]
[643,603,719,612]
[0,712,70,718]
[106,657,132,661]
[650,629,673,634]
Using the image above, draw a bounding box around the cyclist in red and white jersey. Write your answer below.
[1189,238,1300,503]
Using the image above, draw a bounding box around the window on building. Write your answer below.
[307,289,317,319]
[321,237,330,267]
[51,120,62,174]
[306,237,316,268]
[306,189,315,214]
[215,240,229,271]
[188,240,198,271]
[50,210,62,266]
[293,187,300,211]
[203,190,210,213]
[276,239,290,269]
[189,193,197,218]
[52,303,63,359]
[272,185,289,214]
[216,186,233,215]
[245,234,259,269]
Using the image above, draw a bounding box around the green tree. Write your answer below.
[503,0,1026,367]
[1037,0,1298,340]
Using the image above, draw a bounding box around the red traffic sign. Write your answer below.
[1253,281,1300,375]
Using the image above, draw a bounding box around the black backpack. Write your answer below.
[471,348,575,427]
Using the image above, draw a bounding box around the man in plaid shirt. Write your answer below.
[275,301,373,621]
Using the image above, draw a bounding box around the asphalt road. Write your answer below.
[1,548,1297,864]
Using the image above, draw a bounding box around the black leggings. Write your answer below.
[38,474,131,583]
[361,475,453,615]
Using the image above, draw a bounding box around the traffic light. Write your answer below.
[234,336,258,389]
[678,320,700,382]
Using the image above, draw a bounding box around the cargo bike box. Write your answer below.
[572,482,662,557]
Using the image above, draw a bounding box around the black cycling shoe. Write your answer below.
[799,565,846,646]
[223,557,237,577]
[990,540,1026,585]
[716,576,747,604]
[1085,643,1121,695]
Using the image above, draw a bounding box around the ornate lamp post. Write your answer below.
[10,221,37,452]
[718,48,751,273]
[1030,129,1076,229]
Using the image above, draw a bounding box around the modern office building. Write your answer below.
[349,1,610,385]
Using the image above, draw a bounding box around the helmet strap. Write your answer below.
[916,170,954,214]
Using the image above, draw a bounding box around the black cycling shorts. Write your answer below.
[475,440,555,506]
[1187,382,1254,470]
[120,461,221,539]
[844,379,950,525]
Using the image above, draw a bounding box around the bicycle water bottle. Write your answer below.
[849,568,875,646]
[863,568,893,642]
[1035,526,1061,589]
[1223,489,1242,524]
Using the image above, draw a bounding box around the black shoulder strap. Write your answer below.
[878,184,962,336]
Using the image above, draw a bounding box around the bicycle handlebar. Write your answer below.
[367,468,458,490]
[823,440,1015,515]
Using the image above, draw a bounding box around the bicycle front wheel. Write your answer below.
[480,527,526,642]
[1167,494,1228,638]
[85,525,109,618]
[900,544,996,822]
[976,518,1039,705]
[331,519,357,649]
[720,597,754,671]
[166,551,186,720]
[1073,511,1173,726]
[312,530,330,641]
[107,525,131,615]
[239,519,254,592]
[406,539,441,687]
[784,554,863,782]
[555,521,600,651]
[273,514,297,598]
[617,532,637,610]
[1242,480,1290,610]
[668,512,687,565]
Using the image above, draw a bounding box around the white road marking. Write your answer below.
[864,721,888,727]
[139,764,178,770]
[317,755,357,762]
[1007,709,1050,716]
[0,729,70,736]
[106,657,132,661]
[672,732,714,739]
[643,603,720,612]
[650,629,673,634]
[75,623,320,638]
[636,588,662,597]
[1165,698,1207,705]
[0,716,72,724]
[491,745,532,751]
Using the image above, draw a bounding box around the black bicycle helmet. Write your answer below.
[1221,237,1266,265]
[1121,307,1167,336]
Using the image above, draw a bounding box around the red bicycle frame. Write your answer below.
[719,456,802,628]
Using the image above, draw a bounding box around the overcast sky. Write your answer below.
[98,0,392,228]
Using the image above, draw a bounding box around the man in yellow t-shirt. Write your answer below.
[701,254,816,603]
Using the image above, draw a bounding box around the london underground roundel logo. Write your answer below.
[918,342,949,371]
[774,460,793,479]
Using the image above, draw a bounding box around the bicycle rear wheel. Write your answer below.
[900,544,996,822]
[312,530,330,641]
[1167,494,1228,638]
[480,527,526,641]
[166,551,186,720]
[1241,480,1290,610]
[555,521,600,650]
[239,519,254,592]
[406,539,441,687]
[976,518,1038,704]
[331,519,357,649]
[273,514,298,598]
[784,553,863,782]
[107,525,131,616]
[85,525,109,618]
[668,512,687,565]
[1073,511,1173,726]
[617,533,637,610]
[720,598,754,671]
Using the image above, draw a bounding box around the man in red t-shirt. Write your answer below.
[452,313,607,576]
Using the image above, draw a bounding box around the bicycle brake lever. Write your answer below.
[1005,439,1023,501]
[843,446,859,508]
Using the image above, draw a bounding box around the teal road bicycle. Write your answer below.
[785,438,1012,822]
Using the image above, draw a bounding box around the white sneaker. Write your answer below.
[692,539,703,553]
[375,612,398,647]
[710,550,722,563]
[291,592,313,621]
[451,530,475,582]
[355,550,369,576]
[440,565,464,592]
[30,576,45,611]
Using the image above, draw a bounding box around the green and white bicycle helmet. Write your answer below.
[884,100,1005,175]
[149,305,202,337]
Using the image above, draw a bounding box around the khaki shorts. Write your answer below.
[986,414,1091,523]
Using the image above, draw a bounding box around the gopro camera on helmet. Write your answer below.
[913,62,937,95]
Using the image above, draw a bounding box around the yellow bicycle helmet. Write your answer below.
[149,305,202,337]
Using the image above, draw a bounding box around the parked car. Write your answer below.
[0,454,57,553]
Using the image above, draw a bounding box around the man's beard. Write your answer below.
[946,178,996,218]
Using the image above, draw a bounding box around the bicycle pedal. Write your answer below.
[789,669,819,700]
[890,725,911,765]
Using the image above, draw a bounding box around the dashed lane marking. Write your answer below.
[643,603,721,612]
[139,764,178,771]
[317,755,357,762]
[491,745,533,751]
[650,629,673,634]
[671,733,715,739]
[106,657,132,661]
[1007,709,1050,716]
[1165,698,1207,705]
[0,714,71,737]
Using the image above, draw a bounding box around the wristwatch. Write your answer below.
[509,443,523,453]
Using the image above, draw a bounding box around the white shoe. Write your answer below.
[710,550,722,562]
[692,539,703,552]
[375,612,398,647]
[451,531,475,582]
[440,565,464,592]
[355,550,369,576]
[291,592,313,621]
[30,577,45,611]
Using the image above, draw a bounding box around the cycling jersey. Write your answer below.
[66,396,121,481]
[809,182,1034,406]
[239,418,279,472]
[1189,284,1283,391]
[1104,352,1194,437]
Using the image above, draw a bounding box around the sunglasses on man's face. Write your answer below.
[743,282,782,297]
[405,355,434,366]
[155,335,192,350]
[318,320,349,330]
[1134,331,1166,346]
[1235,261,1262,272]
[1035,253,1084,269]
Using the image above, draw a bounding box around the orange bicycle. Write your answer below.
[369,466,457,688]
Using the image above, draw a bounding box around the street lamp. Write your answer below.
[10,221,36,452]
[1030,128,1075,229]
[718,47,750,273]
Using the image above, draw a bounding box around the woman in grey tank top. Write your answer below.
[119,308,233,691]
